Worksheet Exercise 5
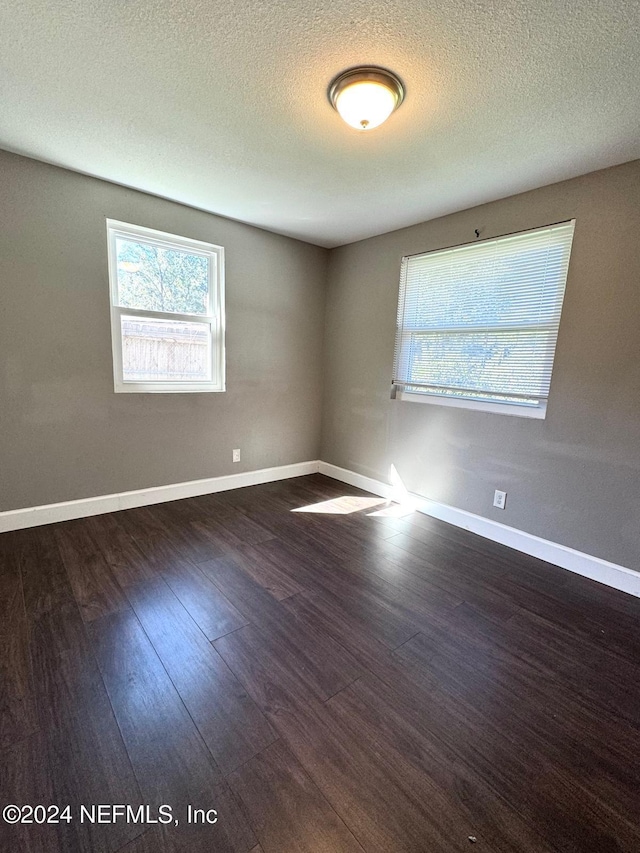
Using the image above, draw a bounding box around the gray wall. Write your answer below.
[0,151,328,511]
[321,160,640,570]
[3,150,639,571]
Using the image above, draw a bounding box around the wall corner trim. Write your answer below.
[0,461,321,533]
[318,461,640,598]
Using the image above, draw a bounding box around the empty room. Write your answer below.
[1,1,639,851]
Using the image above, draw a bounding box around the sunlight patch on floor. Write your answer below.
[292,496,387,514]
[292,466,417,517]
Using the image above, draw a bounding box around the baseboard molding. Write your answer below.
[318,462,640,598]
[0,461,320,534]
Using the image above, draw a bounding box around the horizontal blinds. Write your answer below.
[393,221,575,407]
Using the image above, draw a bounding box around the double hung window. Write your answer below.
[392,221,575,417]
[107,220,225,393]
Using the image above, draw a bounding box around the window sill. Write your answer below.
[395,390,547,419]
[114,382,225,394]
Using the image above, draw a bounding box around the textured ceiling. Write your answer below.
[1,0,639,247]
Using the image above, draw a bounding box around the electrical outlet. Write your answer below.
[493,489,507,510]
[232,449,241,463]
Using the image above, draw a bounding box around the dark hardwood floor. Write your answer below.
[1,474,639,853]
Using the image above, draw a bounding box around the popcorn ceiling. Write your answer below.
[0,0,638,246]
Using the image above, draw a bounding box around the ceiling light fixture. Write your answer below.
[328,66,405,131]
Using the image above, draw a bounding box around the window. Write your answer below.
[107,220,225,393]
[392,221,575,418]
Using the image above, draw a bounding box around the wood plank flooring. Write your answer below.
[1,474,639,853]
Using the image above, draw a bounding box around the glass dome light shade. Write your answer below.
[328,67,405,131]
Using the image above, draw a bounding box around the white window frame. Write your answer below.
[106,219,225,393]
[394,388,548,418]
[392,221,575,419]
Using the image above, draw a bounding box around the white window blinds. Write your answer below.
[392,221,575,415]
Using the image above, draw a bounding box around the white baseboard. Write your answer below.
[318,462,396,501]
[318,461,640,598]
[0,461,320,533]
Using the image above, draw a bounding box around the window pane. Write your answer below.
[115,237,210,314]
[405,241,568,331]
[393,222,575,410]
[121,316,212,382]
[403,328,557,399]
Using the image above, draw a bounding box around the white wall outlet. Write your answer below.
[493,489,507,509]
[232,449,241,463]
